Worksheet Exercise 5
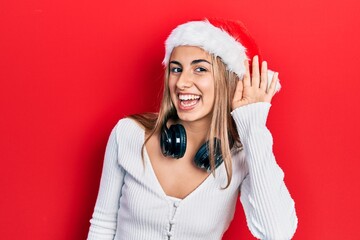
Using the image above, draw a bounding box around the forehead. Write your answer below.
[169,46,212,62]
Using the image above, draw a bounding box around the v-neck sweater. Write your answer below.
[87,103,298,240]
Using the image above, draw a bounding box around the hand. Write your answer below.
[232,56,279,111]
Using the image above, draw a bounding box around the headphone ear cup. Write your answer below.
[160,124,171,156]
[160,123,187,158]
[170,124,186,158]
[194,143,210,170]
[194,138,223,171]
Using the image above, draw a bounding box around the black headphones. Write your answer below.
[160,121,223,171]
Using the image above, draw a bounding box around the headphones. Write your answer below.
[160,121,223,171]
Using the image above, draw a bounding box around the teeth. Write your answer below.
[179,94,200,101]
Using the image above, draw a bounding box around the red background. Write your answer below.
[1,0,359,239]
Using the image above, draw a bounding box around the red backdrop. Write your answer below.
[1,0,360,239]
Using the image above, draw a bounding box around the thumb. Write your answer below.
[232,79,244,110]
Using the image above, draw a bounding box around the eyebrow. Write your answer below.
[169,59,212,66]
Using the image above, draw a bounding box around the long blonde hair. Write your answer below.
[130,55,241,188]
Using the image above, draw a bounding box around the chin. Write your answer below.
[177,111,212,124]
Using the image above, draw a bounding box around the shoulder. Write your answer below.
[105,118,146,168]
[110,118,145,144]
[116,117,142,128]
[113,117,144,133]
[111,112,158,140]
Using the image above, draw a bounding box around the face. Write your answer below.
[168,46,215,124]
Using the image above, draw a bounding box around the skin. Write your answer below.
[145,46,279,199]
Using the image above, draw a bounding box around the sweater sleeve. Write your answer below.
[231,102,298,240]
[87,123,126,240]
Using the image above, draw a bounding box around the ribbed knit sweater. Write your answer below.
[87,103,298,240]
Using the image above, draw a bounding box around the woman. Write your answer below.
[87,19,298,240]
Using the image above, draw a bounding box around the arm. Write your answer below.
[87,123,126,240]
[232,103,297,239]
[232,56,297,239]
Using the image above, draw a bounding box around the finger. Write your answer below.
[243,60,251,88]
[260,60,268,91]
[268,72,279,95]
[251,55,260,88]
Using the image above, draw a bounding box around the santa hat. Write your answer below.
[163,18,280,92]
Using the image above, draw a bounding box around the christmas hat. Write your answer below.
[163,18,281,92]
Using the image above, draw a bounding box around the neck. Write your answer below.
[180,118,211,147]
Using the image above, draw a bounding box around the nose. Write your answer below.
[176,70,193,90]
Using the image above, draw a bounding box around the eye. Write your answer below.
[195,67,207,72]
[170,67,182,73]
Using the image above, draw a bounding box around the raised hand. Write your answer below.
[232,56,279,111]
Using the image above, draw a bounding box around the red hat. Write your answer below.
[163,18,280,92]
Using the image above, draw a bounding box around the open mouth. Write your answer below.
[178,94,200,108]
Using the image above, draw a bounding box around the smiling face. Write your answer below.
[168,46,215,125]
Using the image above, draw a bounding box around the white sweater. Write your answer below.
[87,103,297,240]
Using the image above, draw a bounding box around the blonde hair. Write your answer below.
[130,55,241,188]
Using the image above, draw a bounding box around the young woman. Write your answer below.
[87,19,298,240]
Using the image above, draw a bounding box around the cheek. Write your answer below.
[168,77,177,91]
[199,78,215,100]
[167,78,178,105]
